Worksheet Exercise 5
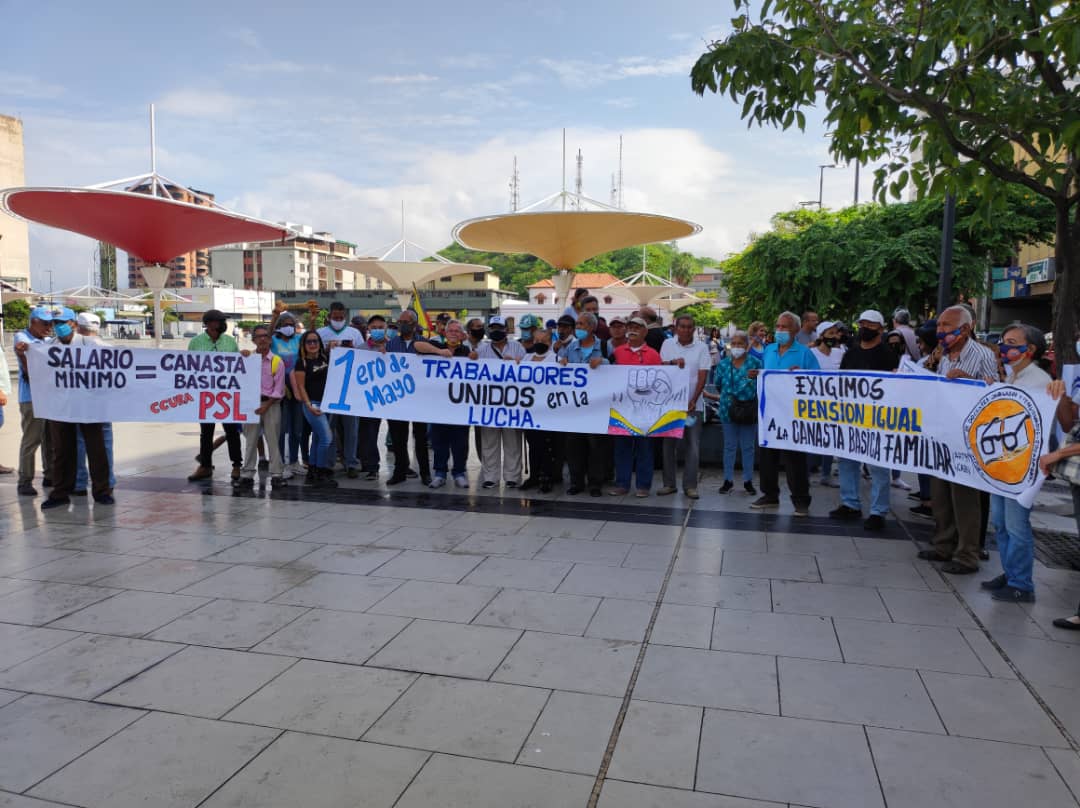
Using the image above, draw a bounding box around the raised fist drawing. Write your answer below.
[626,368,675,412]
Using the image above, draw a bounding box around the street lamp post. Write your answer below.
[817,164,836,209]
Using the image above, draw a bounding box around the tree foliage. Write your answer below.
[720,189,1055,326]
[692,0,1080,357]
[2,299,30,332]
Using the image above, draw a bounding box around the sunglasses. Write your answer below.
[304,339,321,345]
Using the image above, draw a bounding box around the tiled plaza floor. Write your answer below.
[1,421,1079,807]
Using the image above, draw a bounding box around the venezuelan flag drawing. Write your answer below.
[608,408,685,437]
[411,283,432,334]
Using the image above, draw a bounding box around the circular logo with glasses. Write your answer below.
[963,387,1042,491]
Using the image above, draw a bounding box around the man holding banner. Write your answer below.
[188,310,243,482]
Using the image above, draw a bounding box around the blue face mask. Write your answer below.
[575,328,588,341]
[387,328,398,340]
[54,323,72,339]
[520,329,533,340]
[370,328,385,342]
[774,330,791,346]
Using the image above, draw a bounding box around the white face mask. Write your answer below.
[278,325,295,337]
[329,319,346,331]
[729,347,746,358]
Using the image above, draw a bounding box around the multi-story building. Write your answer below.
[210,226,365,292]
[689,266,729,308]
[126,182,215,288]
[0,114,31,290]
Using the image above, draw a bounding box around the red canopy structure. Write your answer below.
[0,187,286,265]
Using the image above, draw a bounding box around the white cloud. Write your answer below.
[233,61,332,75]
[368,73,439,85]
[157,89,257,118]
[616,54,694,78]
[538,48,697,88]
[0,72,65,100]
[440,54,494,70]
[604,97,638,109]
[227,27,261,49]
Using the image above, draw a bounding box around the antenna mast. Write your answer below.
[561,128,566,210]
[509,155,520,212]
[616,134,624,209]
[610,173,618,207]
[574,148,583,205]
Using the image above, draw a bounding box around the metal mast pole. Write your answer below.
[561,129,566,210]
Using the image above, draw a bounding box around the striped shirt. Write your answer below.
[938,338,999,381]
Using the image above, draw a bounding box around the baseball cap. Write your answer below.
[857,310,886,326]
[77,312,101,329]
[488,315,506,327]
[628,316,648,327]
[435,312,451,323]
[56,307,75,321]
[609,315,627,325]
[815,320,835,339]
[545,319,557,330]
[350,315,367,328]
[518,314,540,329]
[30,306,55,322]
[557,314,576,327]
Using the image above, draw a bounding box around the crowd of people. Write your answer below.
[4,295,1080,629]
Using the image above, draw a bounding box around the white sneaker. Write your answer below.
[281,466,294,480]
[429,475,446,489]
[454,475,469,489]
[891,478,912,490]
[290,462,305,477]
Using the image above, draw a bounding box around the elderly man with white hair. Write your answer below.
[916,304,1000,574]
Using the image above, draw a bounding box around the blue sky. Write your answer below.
[2,0,879,289]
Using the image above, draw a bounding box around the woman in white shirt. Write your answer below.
[809,321,844,486]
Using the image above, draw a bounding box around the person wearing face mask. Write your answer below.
[13,307,56,496]
[429,320,472,489]
[465,317,486,351]
[520,328,559,492]
[885,330,908,359]
[517,314,540,352]
[351,314,389,480]
[658,313,710,499]
[916,305,1000,575]
[188,309,243,482]
[316,302,363,479]
[828,310,899,531]
[705,329,760,495]
[808,321,844,487]
[751,311,819,516]
[891,308,920,358]
[610,317,663,496]
[602,315,629,360]
[472,315,526,489]
[69,313,116,497]
[559,312,607,496]
[268,307,305,480]
[747,320,768,362]
[552,315,576,355]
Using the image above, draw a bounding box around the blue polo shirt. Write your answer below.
[762,341,820,371]
[558,337,603,364]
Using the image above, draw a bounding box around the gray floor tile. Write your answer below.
[494,631,638,696]
[697,710,884,808]
[0,791,72,807]
[0,634,180,699]
[99,645,295,719]
[869,726,1075,808]
[920,671,1069,746]
[369,579,499,622]
[367,674,548,762]
[595,522,682,545]
[878,588,979,628]
[673,547,724,576]
[0,694,144,793]
[518,690,621,775]
[394,754,594,808]
[200,732,428,808]
[834,618,987,674]
[138,533,250,561]
[534,539,632,566]
[462,557,574,592]
[203,538,322,566]
[450,532,549,559]
[0,622,81,670]
[652,603,714,649]
[366,549,484,582]
[720,551,820,582]
[13,551,146,585]
[373,507,467,529]
[778,657,944,732]
[622,543,674,570]
[29,712,279,808]
[0,689,21,708]
[92,558,232,593]
[557,565,665,601]
[0,581,118,626]
[224,659,416,738]
[373,525,473,552]
[599,780,784,808]
[254,608,410,665]
[974,597,1056,638]
[680,527,766,553]
[516,516,603,540]
[585,597,654,641]
[0,576,34,597]
[474,588,600,635]
[817,558,929,589]
[229,516,327,541]
[766,533,859,557]
[292,524,397,547]
[634,644,778,714]
[994,632,1080,690]
[49,590,211,637]
[608,700,702,788]
[285,544,402,575]
[960,628,1018,679]
[1039,684,1080,740]
[711,609,841,661]
[664,573,773,610]
[0,547,76,577]
[1045,748,1080,803]
[369,619,521,679]
[177,565,313,602]
[771,580,890,620]
[271,571,403,611]
[854,536,922,561]
[148,599,308,650]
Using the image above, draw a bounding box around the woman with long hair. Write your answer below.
[290,330,338,487]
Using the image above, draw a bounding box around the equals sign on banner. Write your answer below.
[135,364,157,380]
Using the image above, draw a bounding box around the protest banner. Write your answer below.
[322,349,690,437]
[27,344,260,423]
[758,369,1058,501]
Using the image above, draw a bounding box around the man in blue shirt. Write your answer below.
[752,311,820,516]
[559,312,606,495]
[13,306,55,496]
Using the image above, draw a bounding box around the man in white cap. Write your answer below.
[809,320,845,370]
[74,311,106,345]
[13,306,55,496]
[829,309,900,531]
[473,315,526,488]
[72,312,115,495]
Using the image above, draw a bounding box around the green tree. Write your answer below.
[691,0,1080,358]
[2,299,31,332]
[718,190,1054,326]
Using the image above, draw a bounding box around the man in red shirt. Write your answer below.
[611,317,665,496]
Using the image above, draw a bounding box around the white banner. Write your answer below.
[27,344,261,424]
[322,349,690,437]
[758,369,1058,501]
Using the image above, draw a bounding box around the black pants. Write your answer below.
[549,432,567,482]
[566,433,606,489]
[358,417,381,471]
[389,420,430,480]
[50,421,109,499]
[199,422,242,468]
[525,431,557,482]
[759,447,811,508]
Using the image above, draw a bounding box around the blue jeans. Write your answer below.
[990,494,1035,592]
[838,458,890,516]
[303,402,336,470]
[430,424,468,477]
[330,413,359,469]
[77,423,115,490]
[722,421,756,483]
[614,436,653,491]
[278,398,305,465]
